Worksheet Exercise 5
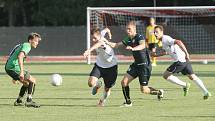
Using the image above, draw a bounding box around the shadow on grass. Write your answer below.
[0,97,96,100]
[157,115,215,118]
[41,104,120,107]
[0,103,120,108]
[0,104,13,106]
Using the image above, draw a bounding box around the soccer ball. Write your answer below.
[50,74,62,86]
[202,60,208,64]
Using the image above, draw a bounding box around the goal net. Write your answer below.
[87,6,215,63]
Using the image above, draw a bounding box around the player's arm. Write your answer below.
[126,40,145,51]
[105,41,123,48]
[151,49,167,57]
[175,40,190,60]
[18,52,26,81]
[83,42,102,58]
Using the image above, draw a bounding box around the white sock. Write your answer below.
[100,90,110,102]
[27,95,32,99]
[167,75,186,88]
[192,75,209,95]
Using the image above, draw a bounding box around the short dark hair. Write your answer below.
[154,25,164,31]
[28,32,41,42]
[91,27,100,35]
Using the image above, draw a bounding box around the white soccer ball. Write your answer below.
[202,60,208,64]
[50,74,63,86]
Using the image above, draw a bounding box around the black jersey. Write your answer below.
[122,34,151,65]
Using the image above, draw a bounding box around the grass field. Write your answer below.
[0,62,214,121]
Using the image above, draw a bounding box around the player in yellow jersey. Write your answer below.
[146,18,161,66]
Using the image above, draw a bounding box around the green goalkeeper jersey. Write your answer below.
[5,42,31,73]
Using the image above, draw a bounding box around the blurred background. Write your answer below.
[0,0,214,57]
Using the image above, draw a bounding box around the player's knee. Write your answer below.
[141,89,147,94]
[88,81,93,87]
[29,78,36,84]
[141,88,150,94]
[163,74,169,80]
[163,71,171,80]
[88,79,96,87]
[188,75,193,80]
[189,74,197,80]
[121,80,128,87]
[23,81,29,86]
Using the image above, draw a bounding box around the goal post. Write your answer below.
[87,6,215,63]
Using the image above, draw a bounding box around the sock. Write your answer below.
[100,90,110,102]
[122,86,131,104]
[32,84,36,95]
[17,86,28,102]
[167,75,186,87]
[27,82,34,102]
[152,57,156,64]
[149,87,161,95]
[28,82,34,95]
[27,95,32,102]
[192,75,209,95]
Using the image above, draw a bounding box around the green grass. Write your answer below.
[0,62,214,121]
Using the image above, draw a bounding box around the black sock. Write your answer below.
[27,82,34,102]
[122,86,131,104]
[17,86,27,102]
[149,87,160,95]
[18,86,28,97]
[27,97,32,102]
[28,82,34,95]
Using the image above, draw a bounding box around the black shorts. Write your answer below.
[5,69,30,81]
[148,43,158,51]
[167,61,194,75]
[127,63,152,86]
[90,64,118,88]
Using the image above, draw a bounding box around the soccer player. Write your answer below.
[153,25,211,99]
[100,27,112,40]
[106,21,164,107]
[5,32,41,108]
[146,17,161,66]
[83,27,118,107]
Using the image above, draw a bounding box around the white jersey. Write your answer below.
[95,37,117,68]
[162,35,186,62]
[100,29,108,38]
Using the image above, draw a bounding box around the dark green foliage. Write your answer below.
[0,0,214,26]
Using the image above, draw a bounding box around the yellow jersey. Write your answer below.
[146,25,162,47]
[146,25,158,44]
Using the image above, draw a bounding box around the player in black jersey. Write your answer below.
[106,21,164,107]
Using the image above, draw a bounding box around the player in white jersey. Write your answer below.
[153,25,211,100]
[83,27,118,106]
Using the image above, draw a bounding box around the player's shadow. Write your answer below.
[41,104,120,107]
[35,97,96,100]
[0,97,96,100]
[41,104,96,107]
[0,104,13,106]
[157,115,215,118]
[0,97,120,107]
